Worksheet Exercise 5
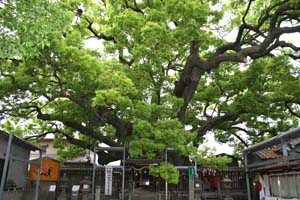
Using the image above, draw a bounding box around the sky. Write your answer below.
[201,132,234,155]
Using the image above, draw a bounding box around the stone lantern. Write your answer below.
[80,176,92,200]
[58,173,71,200]
[221,175,234,200]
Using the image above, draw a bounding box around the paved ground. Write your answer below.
[131,188,157,200]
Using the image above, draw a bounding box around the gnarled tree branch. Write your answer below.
[174,1,300,122]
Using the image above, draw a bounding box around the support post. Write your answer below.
[188,167,195,200]
[194,161,198,179]
[122,148,125,200]
[165,149,168,200]
[34,150,42,200]
[0,133,13,200]
[244,152,252,200]
[92,146,97,200]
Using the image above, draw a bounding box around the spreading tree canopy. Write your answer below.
[0,0,300,182]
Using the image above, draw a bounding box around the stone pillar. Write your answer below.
[95,185,100,200]
[58,173,70,200]
[71,185,80,200]
[80,176,92,200]
[221,176,234,200]
[48,185,57,200]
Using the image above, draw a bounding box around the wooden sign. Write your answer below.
[29,157,60,182]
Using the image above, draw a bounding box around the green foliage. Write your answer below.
[0,0,74,58]
[1,119,23,137]
[195,147,232,169]
[54,139,86,161]
[203,56,300,146]
[129,119,196,159]
[149,162,180,184]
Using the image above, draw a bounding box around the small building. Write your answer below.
[0,130,43,200]
[243,127,300,200]
[30,137,58,160]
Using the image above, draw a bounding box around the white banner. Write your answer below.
[259,175,266,200]
[105,166,113,195]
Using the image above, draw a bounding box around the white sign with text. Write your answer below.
[105,166,113,195]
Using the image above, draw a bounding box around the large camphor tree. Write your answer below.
[0,0,300,182]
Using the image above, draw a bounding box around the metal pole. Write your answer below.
[165,149,168,200]
[244,152,252,200]
[0,133,13,200]
[194,161,198,179]
[34,150,42,200]
[92,146,97,200]
[246,173,251,200]
[99,168,101,200]
[121,148,125,200]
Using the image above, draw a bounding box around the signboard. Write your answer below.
[105,166,113,195]
[30,157,60,182]
[49,185,56,192]
[72,185,80,192]
[188,167,195,180]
